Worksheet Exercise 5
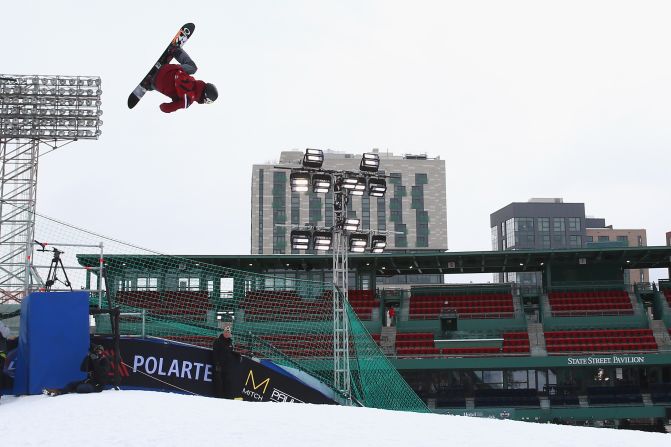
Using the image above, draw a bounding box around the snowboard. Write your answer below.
[127,23,196,109]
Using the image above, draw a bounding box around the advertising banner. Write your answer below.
[95,337,336,405]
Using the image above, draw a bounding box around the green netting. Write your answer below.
[18,211,428,413]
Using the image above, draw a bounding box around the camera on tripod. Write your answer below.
[34,240,72,291]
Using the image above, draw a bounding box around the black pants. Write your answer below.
[62,380,103,394]
[214,364,233,399]
[149,48,197,90]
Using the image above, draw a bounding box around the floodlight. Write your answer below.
[368,178,387,197]
[360,153,380,172]
[371,235,387,253]
[302,148,324,169]
[349,233,369,253]
[341,176,358,190]
[290,172,310,192]
[313,231,333,251]
[343,176,366,195]
[0,74,103,140]
[312,173,331,193]
[342,218,360,231]
[291,230,311,250]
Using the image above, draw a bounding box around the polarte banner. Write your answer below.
[94,336,336,405]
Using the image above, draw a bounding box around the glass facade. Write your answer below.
[258,169,264,254]
[272,171,287,254]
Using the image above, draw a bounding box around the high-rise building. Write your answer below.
[251,149,447,256]
[490,198,587,284]
[585,221,648,284]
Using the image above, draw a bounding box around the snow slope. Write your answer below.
[1,391,668,446]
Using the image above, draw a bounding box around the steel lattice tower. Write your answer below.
[0,75,102,303]
[331,186,351,402]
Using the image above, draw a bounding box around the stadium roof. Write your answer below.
[80,246,671,276]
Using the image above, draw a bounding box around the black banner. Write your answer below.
[94,337,336,405]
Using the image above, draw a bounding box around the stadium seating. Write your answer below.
[258,334,337,358]
[408,292,515,320]
[548,289,633,316]
[544,328,657,354]
[347,289,380,320]
[163,334,215,347]
[395,331,528,357]
[116,290,212,319]
[240,291,330,322]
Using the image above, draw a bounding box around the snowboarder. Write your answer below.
[148,47,218,113]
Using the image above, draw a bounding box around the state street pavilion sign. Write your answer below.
[566,354,646,366]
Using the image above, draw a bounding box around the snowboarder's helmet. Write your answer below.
[203,83,218,104]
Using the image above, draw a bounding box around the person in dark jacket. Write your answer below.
[45,344,112,396]
[0,320,10,400]
[149,48,218,113]
[212,326,238,399]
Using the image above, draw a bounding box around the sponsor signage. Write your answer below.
[94,337,335,405]
[566,355,645,366]
[444,408,515,419]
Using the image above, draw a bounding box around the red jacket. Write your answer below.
[154,64,206,113]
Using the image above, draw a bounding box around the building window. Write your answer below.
[389,173,402,185]
[325,190,333,227]
[518,233,534,247]
[568,217,581,232]
[491,226,499,250]
[598,235,609,242]
[637,235,643,246]
[586,235,593,242]
[616,235,629,245]
[415,173,428,184]
[394,185,406,196]
[540,234,551,248]
[515,218,534,232]
[291,192,300,226]
[553,218,565,232]
[258,169,264,254]
[395,223,407,247]
[568,235,582,248]
[362,195,370,230]
[552,234,566,247]
[308,193,322,224]
[537,218,549,232]
[411,186,423,209]
[377,197,386,232]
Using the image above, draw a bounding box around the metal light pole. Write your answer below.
[282,149,388,404]
[0,75,103,303]
[331,184,351,402]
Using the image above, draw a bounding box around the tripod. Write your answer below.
[35,241,72,292]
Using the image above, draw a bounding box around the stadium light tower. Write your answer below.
[0,75,103,303]
[280,150,389,403]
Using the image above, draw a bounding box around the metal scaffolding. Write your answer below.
[0,74,102,303]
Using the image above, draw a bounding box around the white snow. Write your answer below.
[0,391,668,446]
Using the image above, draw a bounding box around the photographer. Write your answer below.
[44,344,112,396]
[0,320,10,400]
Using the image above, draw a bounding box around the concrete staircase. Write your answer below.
[379,326,397,356]
[650,320,671,352]
[527,322,547,356]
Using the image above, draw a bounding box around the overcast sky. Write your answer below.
[6,1,671,279]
